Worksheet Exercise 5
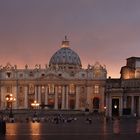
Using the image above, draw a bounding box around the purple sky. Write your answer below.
[0,0,140,78]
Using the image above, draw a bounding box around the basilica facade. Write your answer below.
[0,38,107,113]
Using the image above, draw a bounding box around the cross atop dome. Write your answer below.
[61,36,69,48]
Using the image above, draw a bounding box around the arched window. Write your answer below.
[6,72,11,78]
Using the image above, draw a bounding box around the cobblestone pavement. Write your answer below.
[0,116,140,140]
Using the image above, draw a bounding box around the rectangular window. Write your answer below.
[82,73,85,78]
[29,71,34,77]
[6,86,12,93]
[19,73,23,78]
[19,86,23,93]
[94,85,99,94]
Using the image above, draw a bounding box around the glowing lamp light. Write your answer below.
[31,100,40,107]
[6,94,16,102]
[114,105,117,109]
[5,94,16,118]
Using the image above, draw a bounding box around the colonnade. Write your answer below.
[0,84,105,112]
[0,85,81,110]
[106,95,140,117]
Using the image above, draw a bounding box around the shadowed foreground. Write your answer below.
[0,116,140,140]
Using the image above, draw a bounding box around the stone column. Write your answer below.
[66,86,69,109]
[45,86,48,105]
[131,96,134,115]
[24,86,28,109]
[123,92,127,109]
[0,86,1,110]
[120,96,123,116]
[75,86,80,110]
[54,86,58,109]
[123,100,127,108]
[0,87,4,109]
[38,86,41,104]
[35,86,38,101]
[108,95,112,117]
[86,86,93,111]
[61,86,65,109]
[0,86,2,109]
[16,84,18,109]
[139,96,140,117]
[0,87,6,110]
[13,86,18,109]
[105,93,109,116]
[100,86,105,112]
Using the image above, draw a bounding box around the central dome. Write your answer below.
[49,37,82,69]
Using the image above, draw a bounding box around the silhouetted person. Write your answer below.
[0,116,6,136]
[86,118,92,124]
[1,120,6,135]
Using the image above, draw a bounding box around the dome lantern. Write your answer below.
[61,36,69,48]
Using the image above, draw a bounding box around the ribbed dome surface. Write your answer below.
[49,47,82,67]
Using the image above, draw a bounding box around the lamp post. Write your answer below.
[104,106,107,116]
[31,100,40,109]
[5,94,16,118]
[31,100,40,122]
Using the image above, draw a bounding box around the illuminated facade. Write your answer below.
[0,37,107,113]
[106,57,140,117]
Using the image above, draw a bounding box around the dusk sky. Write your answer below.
[0,0,140,78]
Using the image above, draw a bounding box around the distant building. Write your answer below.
[121,57,140,79]
[0,37,107,113]
[106,57,140,117]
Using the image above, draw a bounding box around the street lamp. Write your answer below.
[31,100,40,122]
[5,94,16,118]
[31,100,40,109]
[104,106,107,116]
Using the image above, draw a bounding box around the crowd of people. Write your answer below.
[0,111,109,136]
[31,112,93,125]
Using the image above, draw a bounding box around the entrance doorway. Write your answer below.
[58,93,62,109]
[134,96,139,117]
[93,97,100,112]
[69,99,75,109]
[112,98,119,116]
